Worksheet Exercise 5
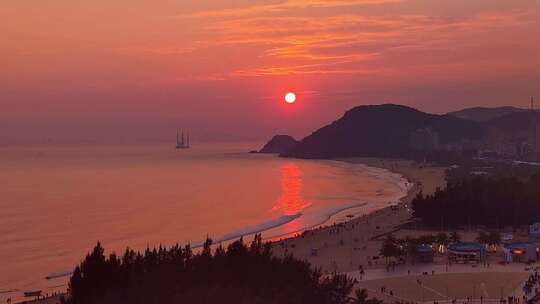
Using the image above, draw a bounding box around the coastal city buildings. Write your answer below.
[409,128,439,152]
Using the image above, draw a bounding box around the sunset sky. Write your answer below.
[2,0,540,143]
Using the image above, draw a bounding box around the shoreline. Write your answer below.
[262,158,417,242]
[274,157,444,240]
[198,157,417,246]
[334,157,447,225]
[270,157,447,274]
[319,158,415,227]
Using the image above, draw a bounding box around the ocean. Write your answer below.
[0,143,409,301]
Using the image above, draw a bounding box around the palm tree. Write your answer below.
[476,231,490,245]
[352,288,369,304]
[352,289,384,304]
[488,231,501,251]
[403,237,419,264]
[436,232,449,253]
[436,232,449,246]
[379,235,400,264]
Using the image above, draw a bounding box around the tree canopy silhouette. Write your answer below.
[412,174,540,228]
[65,235,359,304]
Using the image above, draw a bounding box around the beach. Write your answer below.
[270,158,447,274]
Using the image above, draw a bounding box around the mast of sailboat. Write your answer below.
[182,130,185,147]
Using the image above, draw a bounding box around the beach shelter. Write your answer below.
[415,244,434,263]
[448,242,485,263]
[502,242,540,263]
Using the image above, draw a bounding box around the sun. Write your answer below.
[285,92,296,104]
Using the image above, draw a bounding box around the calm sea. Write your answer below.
[0,143,408,301]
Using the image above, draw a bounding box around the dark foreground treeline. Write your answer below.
[412,174,540,228]
[65,235,373,304]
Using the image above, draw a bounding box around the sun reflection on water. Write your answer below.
[272,163,311,218]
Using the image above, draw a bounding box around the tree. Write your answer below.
[66,235,356,304]
[412,176,540,228]
[379,235,401,264]
[202,237,212,256]
[351,288,383,304]
[488,231,501,249]
[68,267,83,301]
[450,232,461,243]
[352,288,369,304]
[476,231,490,245]
[403,237,419,263]
[435,232,449,253]
[436,232,449,247]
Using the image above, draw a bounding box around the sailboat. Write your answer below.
[176,129,190,149]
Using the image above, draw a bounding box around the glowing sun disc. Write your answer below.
[285,92,296,104]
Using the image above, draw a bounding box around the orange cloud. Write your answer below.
[234,59,381,76]
[184,10,530,78]
[156,0,539,82]
[187,0,403,18]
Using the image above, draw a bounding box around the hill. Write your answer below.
[282,104,485,159]
[485,111,540,133]
[448,106,526,122]
[483,111,540,142]
[259,135,298,154]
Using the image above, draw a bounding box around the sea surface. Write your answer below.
[0,143,409,301]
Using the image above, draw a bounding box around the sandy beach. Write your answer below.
[270,158,447,274]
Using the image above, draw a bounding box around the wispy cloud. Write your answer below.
[235,59,380,76]
[186,0,403,18]
[164,0,538,79]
